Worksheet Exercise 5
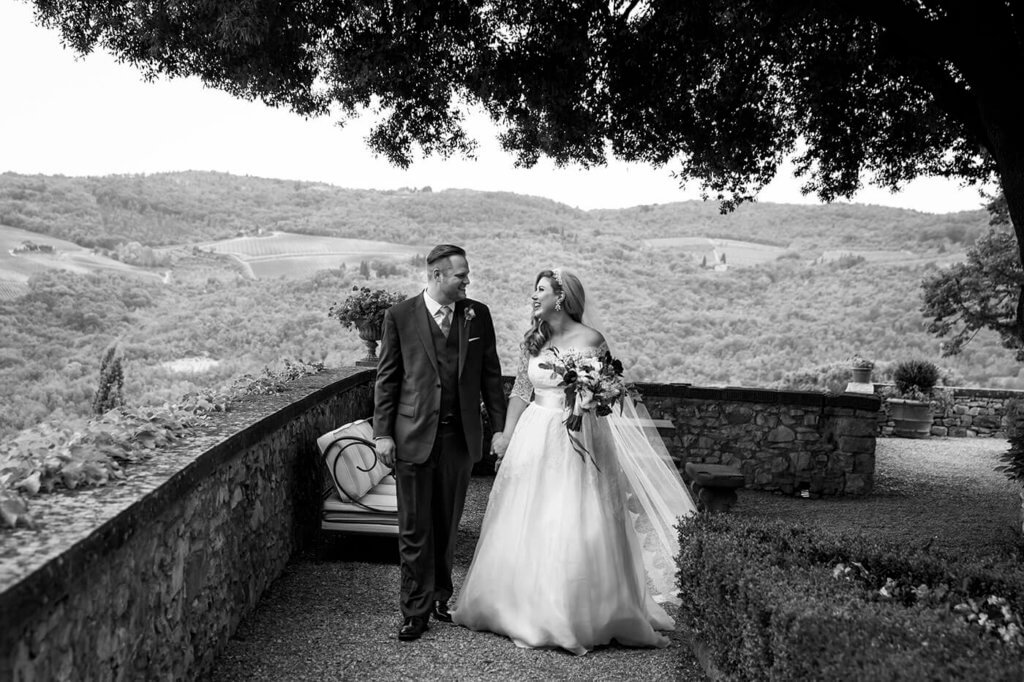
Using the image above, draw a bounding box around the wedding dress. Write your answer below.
[452,344,697,655]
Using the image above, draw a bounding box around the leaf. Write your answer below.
[16,470,41,495]
[0,493,30,528]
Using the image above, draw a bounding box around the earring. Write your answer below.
[555,299,562,312]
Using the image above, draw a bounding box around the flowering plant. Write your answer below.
[328,286,405,329]
[539,347,639,466]
[850,354,875,370]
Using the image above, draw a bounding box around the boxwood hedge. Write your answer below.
[676,515,1024,680]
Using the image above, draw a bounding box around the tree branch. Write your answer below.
[619,0,642,22]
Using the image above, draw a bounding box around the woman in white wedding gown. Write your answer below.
[452,268,698,655]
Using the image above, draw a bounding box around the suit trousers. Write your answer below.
[394,426,472,618]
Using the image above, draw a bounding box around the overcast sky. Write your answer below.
[1,0,993,213]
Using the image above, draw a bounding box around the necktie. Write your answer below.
[439,306,452,338]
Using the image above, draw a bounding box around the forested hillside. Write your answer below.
[0,171,1010,441]
[0,171,986,250]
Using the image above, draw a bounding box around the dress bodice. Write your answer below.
[515,345,608,410]
[529,354,566,410]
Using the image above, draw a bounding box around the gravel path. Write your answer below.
[206,436,1019,681]
[734,436,1020,554]
[206,475,706,682]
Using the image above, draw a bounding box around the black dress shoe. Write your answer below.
[398,616,429,641]
[431,600,453,623]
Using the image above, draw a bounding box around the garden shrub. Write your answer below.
[676,515,1024,680]
[892,359,941,397]
[0,358,326,527]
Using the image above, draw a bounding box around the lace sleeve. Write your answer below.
[510,348,534,404]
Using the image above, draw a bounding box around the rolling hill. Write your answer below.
[0,170,1011,441]
[0,223,162,299]
[194,231,420,280]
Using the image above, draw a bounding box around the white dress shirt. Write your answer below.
[423,290,453,331]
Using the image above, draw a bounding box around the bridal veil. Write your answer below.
[571,268,699,602]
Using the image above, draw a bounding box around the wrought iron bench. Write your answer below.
[317,418,398,537]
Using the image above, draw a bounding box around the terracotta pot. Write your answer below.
[888,398,933,438]
[852,367,872,383]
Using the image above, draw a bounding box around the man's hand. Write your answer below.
[375,437,396,468]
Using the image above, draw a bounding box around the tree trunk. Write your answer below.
[979,98,1024,343]
[996,160,1024,343]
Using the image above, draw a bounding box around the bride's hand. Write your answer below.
[490,432,509,457]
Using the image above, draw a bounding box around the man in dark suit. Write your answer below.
[373,244,508,642]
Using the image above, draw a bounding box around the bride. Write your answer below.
[452,268,698,655]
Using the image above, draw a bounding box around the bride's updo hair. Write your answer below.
[523,268,586,356]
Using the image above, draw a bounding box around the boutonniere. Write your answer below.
[464,305,476,327]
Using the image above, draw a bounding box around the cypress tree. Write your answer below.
[92,345,125,415]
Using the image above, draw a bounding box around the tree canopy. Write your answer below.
[30,2,1011,191]
[29,4,1024,275]
[923,194,1024,360]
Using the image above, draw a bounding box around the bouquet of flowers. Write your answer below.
[539,347,640,467]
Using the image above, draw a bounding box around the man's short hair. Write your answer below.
[426,244,466,267]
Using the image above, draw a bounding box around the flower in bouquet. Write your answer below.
[539,347,639,467]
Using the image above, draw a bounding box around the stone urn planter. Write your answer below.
[354,318,383,367]
[888,398,933,438]
[328,286,404,369]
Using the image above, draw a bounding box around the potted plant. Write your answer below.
[850,354,875,384]
[329,286,406,366]
[887,359,941,438]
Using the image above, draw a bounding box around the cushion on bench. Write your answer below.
[317,418,390,502]
[321,483,399,535]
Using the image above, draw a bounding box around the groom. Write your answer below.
[373,244,508,641]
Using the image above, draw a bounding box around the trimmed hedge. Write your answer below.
[676,516,1024,680]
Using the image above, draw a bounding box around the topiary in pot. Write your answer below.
[889,359,941,438]
[892,359,940,399]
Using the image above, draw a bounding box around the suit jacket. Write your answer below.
[373,294,507,463]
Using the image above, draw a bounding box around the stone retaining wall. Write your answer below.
[874,385,1024,438]
[0,369,374,682]
[639,384,880,496]
[0,373,880,680]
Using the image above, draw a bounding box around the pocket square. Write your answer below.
[468,337,481,342]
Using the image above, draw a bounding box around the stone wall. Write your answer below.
[0,373,881,680]
[638,384,879,496]
[0,369,375,682]
[874,385,1024,438]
